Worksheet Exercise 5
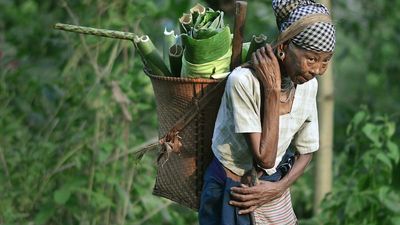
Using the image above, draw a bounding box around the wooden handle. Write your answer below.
[230,1,248,70]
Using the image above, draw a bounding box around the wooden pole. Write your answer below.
[314,0,334,215]
[54,23,137,41]
[230,1,247,70]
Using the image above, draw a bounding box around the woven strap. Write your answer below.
[273,13,332,48]
[132,76,227,160]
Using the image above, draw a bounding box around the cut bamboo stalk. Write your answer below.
[179,13,193,35]
[54,23,137,41]
[241,42,250,63]
[168,44,183,76]
[190,3,206,15]
[163,28,176,70]
[134,35,172,77]
[246,34,268,61]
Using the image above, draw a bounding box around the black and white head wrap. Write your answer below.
[272,0,336,52]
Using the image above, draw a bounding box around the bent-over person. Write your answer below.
[199,0,336,224]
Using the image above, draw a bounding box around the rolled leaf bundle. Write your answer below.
[246,34,268,61]
[182,48,231,78]
[169,44,183,76]
[163,28,177,70]
[179,4,232,78]
[134,35,172,77]
[181,26,231,64]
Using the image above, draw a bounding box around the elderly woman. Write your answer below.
[199,0,335,224]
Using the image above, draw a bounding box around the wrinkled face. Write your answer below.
[281,42,334,84]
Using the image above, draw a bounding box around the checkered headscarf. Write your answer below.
[272,0,335,52]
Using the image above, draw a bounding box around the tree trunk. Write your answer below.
[314,0,334,214]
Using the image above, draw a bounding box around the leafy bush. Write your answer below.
[0,0,198,224]
[302,107,400,225]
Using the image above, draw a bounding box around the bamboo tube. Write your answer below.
[54,23,137,41]
[241,42,250,63]
[190,3,206,26]
[134,35,172,77]
[168,44,183,76]
[163,28,176,69]
[190,3,206,15]
[246,34,268,61]
[179,13,192,35]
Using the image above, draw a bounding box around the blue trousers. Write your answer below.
[198,151,295,225]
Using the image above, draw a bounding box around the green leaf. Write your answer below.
[34,205,56,225]
[385,122,396,138]
[53,188,71,205]
[391,216,400,225]
[345,193,364,217]
[90,191,114,209]
[377,153,392,170]
[352,110,367,128]
[387,141,400,164]
[379,187,400,213]
[362,123,381,147]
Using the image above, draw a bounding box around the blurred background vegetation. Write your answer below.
[0,0,399,224]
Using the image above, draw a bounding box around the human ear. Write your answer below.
[276,43,288,61]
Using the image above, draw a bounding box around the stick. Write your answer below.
[230,1,247,70]
[54,23,137,41]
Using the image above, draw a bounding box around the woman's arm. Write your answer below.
[247,44,281,169]
[229,152,313,214]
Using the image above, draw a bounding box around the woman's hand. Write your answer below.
[252,44,281,91]
[229,180,286,214]
[230,153,314,214]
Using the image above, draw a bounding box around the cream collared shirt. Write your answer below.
[212,67,319,176]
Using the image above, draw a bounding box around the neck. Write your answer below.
[281,75,293,91]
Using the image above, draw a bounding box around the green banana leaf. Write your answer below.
[178,3,232,78]
[181,26,231,64]
[181,48,231,78]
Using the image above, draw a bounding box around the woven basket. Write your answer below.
[146,72,225,210]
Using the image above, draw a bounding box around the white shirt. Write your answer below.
[212,67,319,176]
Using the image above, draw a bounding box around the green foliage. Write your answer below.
[333,0,400,144]
[0,0,198,224]
[1,0,400,224]
[303,107,400,225]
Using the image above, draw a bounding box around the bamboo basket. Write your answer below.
[146,71,225,210]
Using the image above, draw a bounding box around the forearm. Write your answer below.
[245,89,280,169]
[257,89,280,167]
[279,152,313,189]
[246,44,281,169]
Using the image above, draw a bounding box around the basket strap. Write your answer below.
[155,60,256,157]
[171,79,226,133]
[154,77,227,162]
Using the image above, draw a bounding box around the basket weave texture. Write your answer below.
[147,73,225,210]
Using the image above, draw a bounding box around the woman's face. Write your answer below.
[281,42,333,84]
